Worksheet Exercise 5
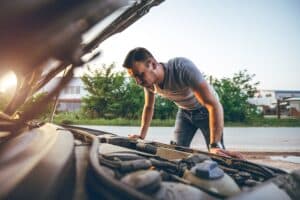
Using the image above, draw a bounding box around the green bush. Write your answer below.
[212,70,260,122]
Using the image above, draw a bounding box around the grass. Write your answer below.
[52,112,175,126]
[54,118,175,126]
[225,118,300,127]
[53,112,300,127]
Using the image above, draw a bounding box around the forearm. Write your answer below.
[208,104,244,158]
[207,102,224,144]
[139,106,154,139]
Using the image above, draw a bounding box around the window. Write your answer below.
[70,86,75,94]
[62,85,81,94]
[76,86,80,94]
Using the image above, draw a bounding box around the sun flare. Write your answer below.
[0,71,17,92]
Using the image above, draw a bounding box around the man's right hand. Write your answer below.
[128,134,144,140]
[209,148,245,159]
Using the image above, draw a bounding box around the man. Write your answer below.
[123,47,243,158]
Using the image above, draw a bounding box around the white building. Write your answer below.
[249,90,300,106]
[286,97,300,117]
[248,90,277,108]
[40,77,88,111]
[248,90,300,116]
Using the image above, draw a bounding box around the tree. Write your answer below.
[212,70,260,122]
[82,63,146,119]
[154,96,177,119]
[120,79,144,119]
[81,63,179,120]
[81,63,127,118]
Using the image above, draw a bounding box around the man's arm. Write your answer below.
[129,87,155,139]
[193,81,223,145]
[193,80,244,159]
[139,88,155,139]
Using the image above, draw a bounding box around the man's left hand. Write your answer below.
[209,148,245,159]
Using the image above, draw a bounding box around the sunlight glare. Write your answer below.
[0,71,17,92]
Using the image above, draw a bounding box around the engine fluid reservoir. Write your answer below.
[183,160,240,197]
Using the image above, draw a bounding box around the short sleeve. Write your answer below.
[178,57,205,88]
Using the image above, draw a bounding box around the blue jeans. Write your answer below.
[174,107,225,150]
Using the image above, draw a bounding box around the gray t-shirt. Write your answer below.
[153,57,205,110]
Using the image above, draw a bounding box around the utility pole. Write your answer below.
[277,99,281,119]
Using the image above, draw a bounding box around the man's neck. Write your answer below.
[156,63,165,87]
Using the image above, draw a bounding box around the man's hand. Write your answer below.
[209,148,245,159]
[128,134,144,140]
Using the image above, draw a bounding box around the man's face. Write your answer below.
[127,59,157,88]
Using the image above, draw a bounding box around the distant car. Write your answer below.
[0,1,299,199]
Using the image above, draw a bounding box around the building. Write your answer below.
[286,97,300,117]
[273,90,300,100]
[248,90,276,107]
[248,90,300,117]
[40,77,87,111]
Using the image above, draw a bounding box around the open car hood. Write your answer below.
[0,0,164,132]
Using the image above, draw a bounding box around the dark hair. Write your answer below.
[123,47,154,68]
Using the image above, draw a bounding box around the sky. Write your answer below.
[1,0,298,92]
[81,0,300,91]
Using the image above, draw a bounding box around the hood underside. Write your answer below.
[0,0,164,131]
